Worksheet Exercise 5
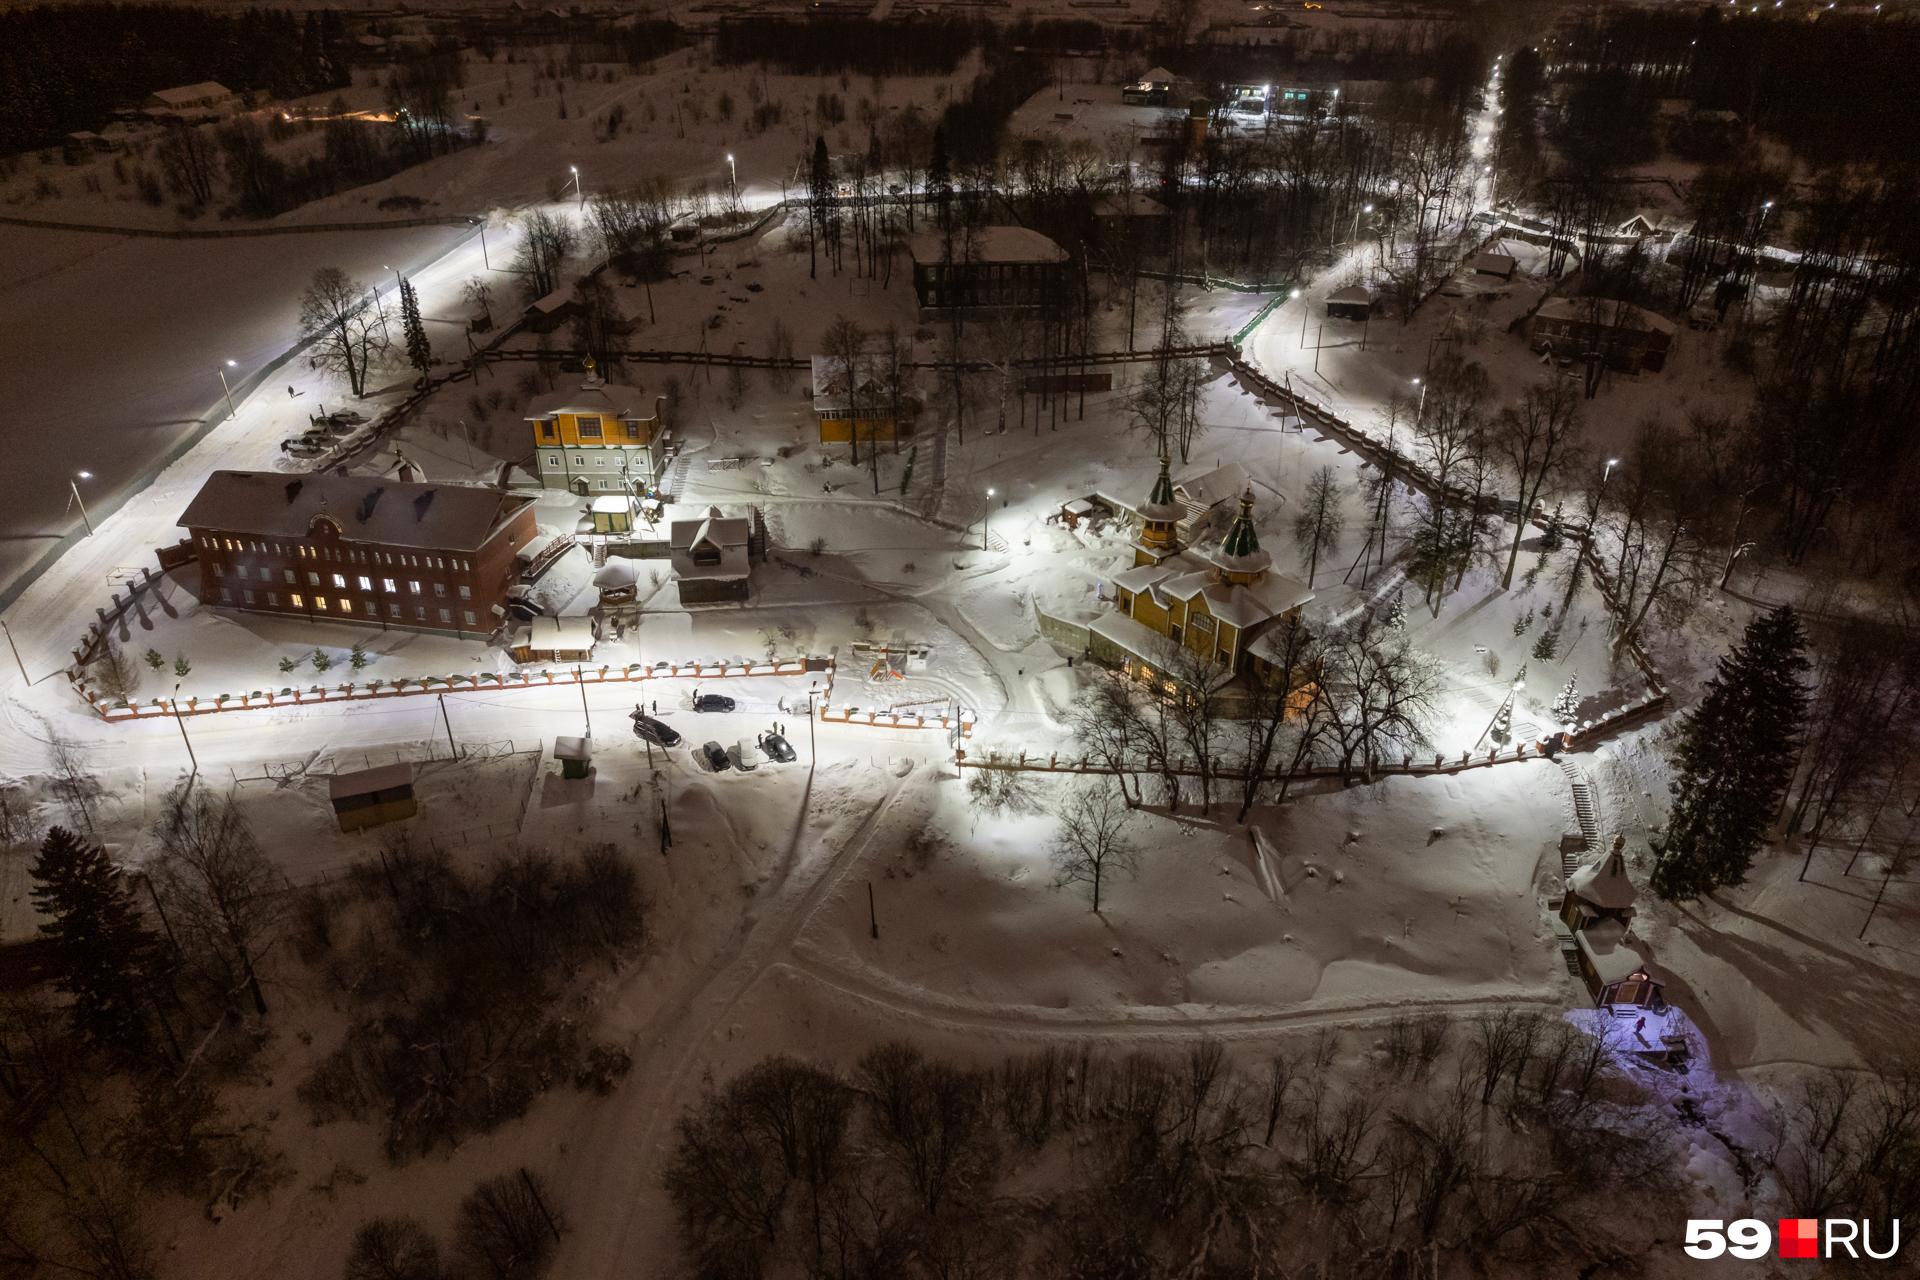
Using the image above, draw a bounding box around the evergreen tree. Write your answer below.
[1381,586,1406,632]
[1652,606,1809,901]
[928,125,951,229]
[400,276,431,384]
[29,826,161,1057]
[1551,675,1579,727]
[808,136,832,280]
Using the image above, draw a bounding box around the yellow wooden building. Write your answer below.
[811,354,919,445]
[525,377,667,495]
[1091,457,1314,692]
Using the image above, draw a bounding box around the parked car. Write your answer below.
[693,693,736,713]
[731,738,760,771]
[700,741,730,771]
[760,732,796,763]
[329,409,367,425]
[630,713,681,748]
[281,436,325,458]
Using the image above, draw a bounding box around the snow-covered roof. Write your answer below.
[1327,285,1374,305]
[179,472,533,553]
[1134,65,1177,86]
[525,381,660,421]
[593,559,642,589]
[909,226,1069,267]
[516,616,597,651]
[1576,919,1656,986]
[145,81,233,108]
[1468,252,1517,276]
[1568,844,1638,912]
[1534,296,1678,337]
[589,494,633,513]
[1174,462,1251,509]
[524,287,578,316]
[809,354,913,413]
[1112,549,1312,630]
[329,762,413,800]
[554,734,592,761]
[669,506,752,581]
[1063,498,1094,516]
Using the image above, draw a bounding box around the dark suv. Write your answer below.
[630,712,681,747]
[693,693,736,713]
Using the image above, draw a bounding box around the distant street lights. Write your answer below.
[69,471,95,537]
[217,359,238,420]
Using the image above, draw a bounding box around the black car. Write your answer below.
[760,732,797,763]
[693,694,736,713]
[700,741,730,771]
[630,713,681,748]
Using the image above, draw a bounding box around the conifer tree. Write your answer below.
[1551,675,1579,727]
[29,826,161,1056]
[400,276,431,384]
[808,136,832,280]
[928,125,951,229]
[1652,606,1809,900]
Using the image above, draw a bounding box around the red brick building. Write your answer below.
[178,471,537,637]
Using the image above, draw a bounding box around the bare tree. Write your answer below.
[513,209,578,299]
[300,267,388,398]
[1494,379,1583,589]
[345,1217,442,1280]
[455,1170,564,1280]
[152,785,282,1017]
[1049,783,1139,912]
[1291,466,1347,587]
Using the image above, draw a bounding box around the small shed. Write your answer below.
[554,735,593,780]
[1058,497,1095,530]
[593,557,642,605]
[1325,286,1374,322]
[523,288,581,334]
[512,616,597,663]
[589,494,634,534]
[1468,252,1517,280]
[328,763,417,833]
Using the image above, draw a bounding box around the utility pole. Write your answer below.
[438,692,458,759]
[0,618,28,683]
[171,684,198,776]
[576,665,591,738]
[867,881,878,940]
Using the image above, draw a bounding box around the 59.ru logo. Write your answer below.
[1684,1218,1902,1261]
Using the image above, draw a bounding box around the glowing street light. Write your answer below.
[567,164,583,209]
[217,359,238,420]
[982,487,996,550]
[1412,376,1428,421]
[70,471,95,537]
[726,152,738,209]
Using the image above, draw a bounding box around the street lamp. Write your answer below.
[1350,201,1373,243]
[982,487,996,550]
[69,471,95,537]
[217,359,238,420]
[1412,376,1427,422]
[172,682,198,776]
[568,165,583,209]
[1294,288,1306,347]
[726,152,738,211]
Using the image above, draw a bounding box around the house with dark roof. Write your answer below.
[178,471,536,636]
[907,226,1070,314]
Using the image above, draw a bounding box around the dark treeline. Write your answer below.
[0,5,349,154]
[1555,10,1920,163]
[942,57,1053,167]
[713,16,977,76]
[1176,22,1485,93]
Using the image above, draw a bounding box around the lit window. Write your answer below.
[357,575,372,591]
[458,585,471,600]
[382,577,397,593]
[409,580,422,594]
[291,593,304,608]
[332,573,347,589]
[315,596,328,611]
[337,598,352,612]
